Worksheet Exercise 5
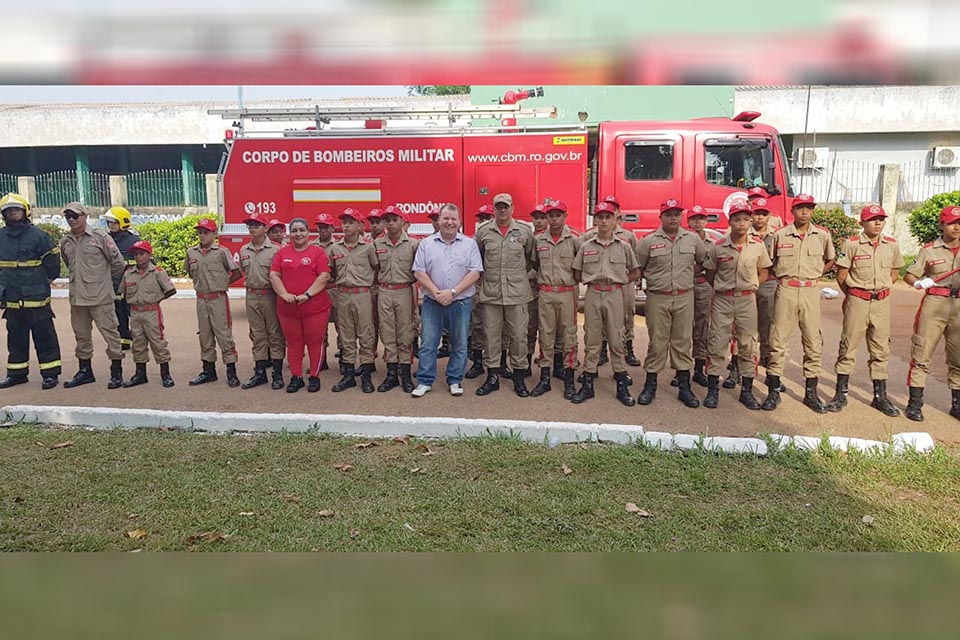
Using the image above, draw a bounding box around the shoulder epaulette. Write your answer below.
[884,235,897,242]
[534,229,546,236]
[569,228,581,237]
[748,236,761,243]
[714,237,726,246]
[849,235,860,242]
[924,241,935,248]
[814,224,830,233]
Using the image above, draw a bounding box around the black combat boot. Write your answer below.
[513,368,530,397]
[465,350,485,379]
[123,362,148,388]
[676,370,700,408]
[64,359,95,388]
[692,358,709,387]
[41,375,58,390]
[870,379,899,417]
[722,359,739,389]
[803,377,827,414]
[399,364,415,393]
[624,340,641,367]
[189,361,217,386]
[287,376,305,393]
[308,376,321,393]
[241,360,269,389]
[377,363,400,392]
[225,362,241,388]
[703,374,720,409]
[360,363,375,393]
[0,375,28,388]
[562,367,576,400]
[905,387,924,422]
[271,359,284,390]
[766,372,786,392]
[670,372,680,387]
[761,375,781,411]
[108,359,124,389]
[615,372,635,406]
[530,367,552,397]
[332,365,357,392]
[159,362,175,388]
[826,373,849,412]
[739,377,761,410]
[598,341,609,366]
[552,353,564,380]
[950,389,960,419]
[636,372,657,405]
[499,351,513,379]
[475,369,500,396]
[571,372,595,404]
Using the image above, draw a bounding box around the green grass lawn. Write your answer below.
[1,425,958,551]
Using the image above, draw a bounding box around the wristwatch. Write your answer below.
[450,288,458,298]
[304,291,312,300]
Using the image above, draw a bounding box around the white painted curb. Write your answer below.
[1,405,935,456]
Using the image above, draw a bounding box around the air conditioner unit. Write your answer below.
[795,147,829,169]
[932,146,960,169]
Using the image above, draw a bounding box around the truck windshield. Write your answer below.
[624,141,674,181]
[704,139,772,191]
[776,135,797,197]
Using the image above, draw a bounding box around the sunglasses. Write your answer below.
[63,212,84,220]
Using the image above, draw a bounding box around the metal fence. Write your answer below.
[791,158,881,205]
[35,170,111,208]
[899,160,960,204]
[127,169,207,207]
[0,173,16,196]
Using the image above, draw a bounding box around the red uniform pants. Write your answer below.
[277,304,330,378]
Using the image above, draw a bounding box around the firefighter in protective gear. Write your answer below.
[103,206,139,352]
[0,194,62,389]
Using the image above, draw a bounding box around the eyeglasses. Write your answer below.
[63,212,83,220]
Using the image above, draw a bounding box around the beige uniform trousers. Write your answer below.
[378,285,417,364]
[907,295,960,389]
[766,285,821,379]
[706,293,758,377]
[130,307,171,364]
[623,282,636,342]
[756,278,778,361]
[527,285,539,356]
[246,290,285,361]
[538,288,579,369]
[583,287,626,373]
[470,301,485,352]
[693,281,712,359]
[643,290,694,373]
[71,303,123,361]
[483,303,529,370]
[196,294,238,364]
[835,295,891,379]
[337,289,376,366]
[326,287,342,353]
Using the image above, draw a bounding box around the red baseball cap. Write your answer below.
[340,207,364,222]
[940,206,960,224]
[792,194,816,209]
[530,204,547,216]
[728,202,752,217]
[366,208,384,220]
[751,198,772,213]
[243,212,269,225]
[195,219,217,232]
[315,213,336,227]
[860,204,887,222]
[687,204,708,218]
[476,204,494,218]
[660,199,684,214]
[268,218,285,230]
[603,194,621,208]
[427,205,441,220]
[130,240,153,254]
[747,187,769,199]
[545,200,568,214]
[594,202,617,215]
[382,205,409,222]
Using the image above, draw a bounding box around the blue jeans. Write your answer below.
[416,296,472,387]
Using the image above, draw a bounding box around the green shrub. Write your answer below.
[35,222,65,246]
[812,206,860,258]
[909,191,960,245]
[137,214,217,277]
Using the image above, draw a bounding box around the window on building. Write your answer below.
[704,139,772,190]
[624,141,674,181]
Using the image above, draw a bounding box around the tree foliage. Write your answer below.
[909,191,960,245]
[137,214,217,277]
[406,85,471,96]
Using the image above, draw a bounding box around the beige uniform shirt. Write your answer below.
[534,226,583,287]
[185,244,239,293]
[635,227,707,292]
[238,239,280,290]
[374,233,419,285]
[123,263,175,306]
[573,236,638,284]
[476,219,535,305]
[327,238,378,288]
[704,235,773,291]
[906,238,960,289]
[769,224,835,280]
[750,225,777,260]
[583,226,639,252]
[60,226,126,306]
[837,233,904,291]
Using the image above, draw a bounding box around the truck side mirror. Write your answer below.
[767,184,782,196]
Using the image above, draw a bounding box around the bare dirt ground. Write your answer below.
[2,282,957,443]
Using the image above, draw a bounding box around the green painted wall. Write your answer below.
[471,86,736,125]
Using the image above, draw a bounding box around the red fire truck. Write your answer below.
[210,90,794,248]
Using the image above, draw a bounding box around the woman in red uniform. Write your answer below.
[269,218,332,392]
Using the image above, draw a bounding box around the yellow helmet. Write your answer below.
[103,206,132,230]
[0,193,30,214]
